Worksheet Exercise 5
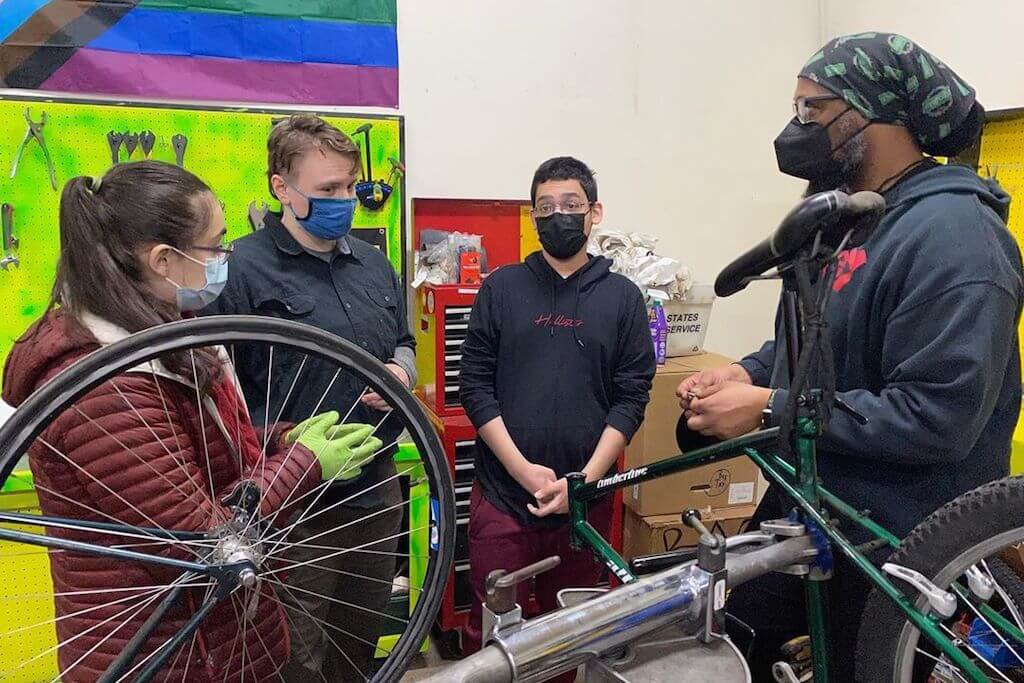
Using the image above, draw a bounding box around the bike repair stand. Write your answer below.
[682,509,727,642]
[482,556,561,646]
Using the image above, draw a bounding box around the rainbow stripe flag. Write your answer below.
[0,0,398,107]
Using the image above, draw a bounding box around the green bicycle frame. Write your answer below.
[567,424,994,682]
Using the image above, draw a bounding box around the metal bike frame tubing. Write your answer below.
[745,446,989,682]
[568,429,781,584]
[763,449,1024,649]
[792,424,831,683]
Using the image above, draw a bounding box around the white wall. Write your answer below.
[397,0,823,360]
[822,0,1024,112]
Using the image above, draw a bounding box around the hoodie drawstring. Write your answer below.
[572,277,585,349]
[549,277,556,338]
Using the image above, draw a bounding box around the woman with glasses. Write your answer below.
[1,160,367,681]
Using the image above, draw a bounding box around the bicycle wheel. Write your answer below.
[855,476,1024,683]
[0,315,455,683]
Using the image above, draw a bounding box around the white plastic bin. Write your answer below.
[663,284,716,357]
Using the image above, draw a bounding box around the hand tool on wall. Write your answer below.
[139,131,156,158]
[11,108,58,191]
[171,134,188,167]
[107,131,124,165]
[2,203,18,270]
[123,133,139,159]
[352,123,396,211]
[247,200,269,231]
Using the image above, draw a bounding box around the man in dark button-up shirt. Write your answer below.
[202,114,414,681]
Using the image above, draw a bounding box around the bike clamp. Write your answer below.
[683,509,727,643]
[482,556,561,645]
[882,563,957,619]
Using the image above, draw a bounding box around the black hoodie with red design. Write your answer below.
[460,252,655,525]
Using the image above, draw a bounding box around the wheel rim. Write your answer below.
[892,527,1024,682]
[0,316,455,683]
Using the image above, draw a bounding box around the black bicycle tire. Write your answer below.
[854,475,1024,683]
[0,315,456,683]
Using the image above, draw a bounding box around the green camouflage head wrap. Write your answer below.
[799,32,980,156]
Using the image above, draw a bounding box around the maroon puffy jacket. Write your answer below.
[2,310,322,682]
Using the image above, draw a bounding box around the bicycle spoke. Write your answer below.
[5,479,219,562]
[35,438,209,562]
[241,368,343,538]
[261,460,413,551]
[0,580,214,640]
[912,648,971,683]
[248,600,288,683]
[268,560,423,593]
[189,350,223,528]
[54,597,166,683]
[262,577,408,627]
[939,622,1012,683]
[108,380,227,530]
[221,592,245,683]
[275,599,330,683]
[265,493,422,559]
[258,450,410,539]
[149,363,185,462]
[260,584,370,682]
[957,587,1024,668]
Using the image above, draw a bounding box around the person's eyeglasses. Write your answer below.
[532,200,592,219]
[191,243,234,263]
[794,94,842,124]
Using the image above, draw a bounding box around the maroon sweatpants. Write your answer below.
[464,482,614,660]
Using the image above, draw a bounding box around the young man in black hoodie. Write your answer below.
[460,157,656,655]
[678,34,1023,681]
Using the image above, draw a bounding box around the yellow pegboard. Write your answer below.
[0,487,58,683]
[978,115,1024,368]
[977,113,1024,475]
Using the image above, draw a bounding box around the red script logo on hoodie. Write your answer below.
[833,248,868,292]
[534,313,584,328]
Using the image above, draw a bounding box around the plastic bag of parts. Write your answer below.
[588,229,693,300]
[413,231,486,287]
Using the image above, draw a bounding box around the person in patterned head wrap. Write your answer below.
[686,32,1022,683]
[773,31,985,195]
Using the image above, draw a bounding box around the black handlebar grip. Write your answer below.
[714,238,777,298]
[714,191,884,298]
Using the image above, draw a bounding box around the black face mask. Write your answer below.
[774,108,868,188]
[536,212,588,260]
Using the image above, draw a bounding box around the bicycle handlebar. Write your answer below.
[714,190,885,298]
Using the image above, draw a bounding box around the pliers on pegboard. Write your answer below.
[10,108,58,191]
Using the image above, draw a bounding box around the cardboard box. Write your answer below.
[624,352,761,516]
[623,504,757,560]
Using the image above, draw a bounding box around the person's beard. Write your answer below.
[803,118,869,197]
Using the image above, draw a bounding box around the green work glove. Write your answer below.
[285,412,384,481]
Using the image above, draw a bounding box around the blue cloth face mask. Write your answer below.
[166,248,229,311]
[285,178,357,241]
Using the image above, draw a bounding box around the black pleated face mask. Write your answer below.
[536,212,588,260]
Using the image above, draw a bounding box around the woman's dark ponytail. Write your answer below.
[35,162,221,389]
